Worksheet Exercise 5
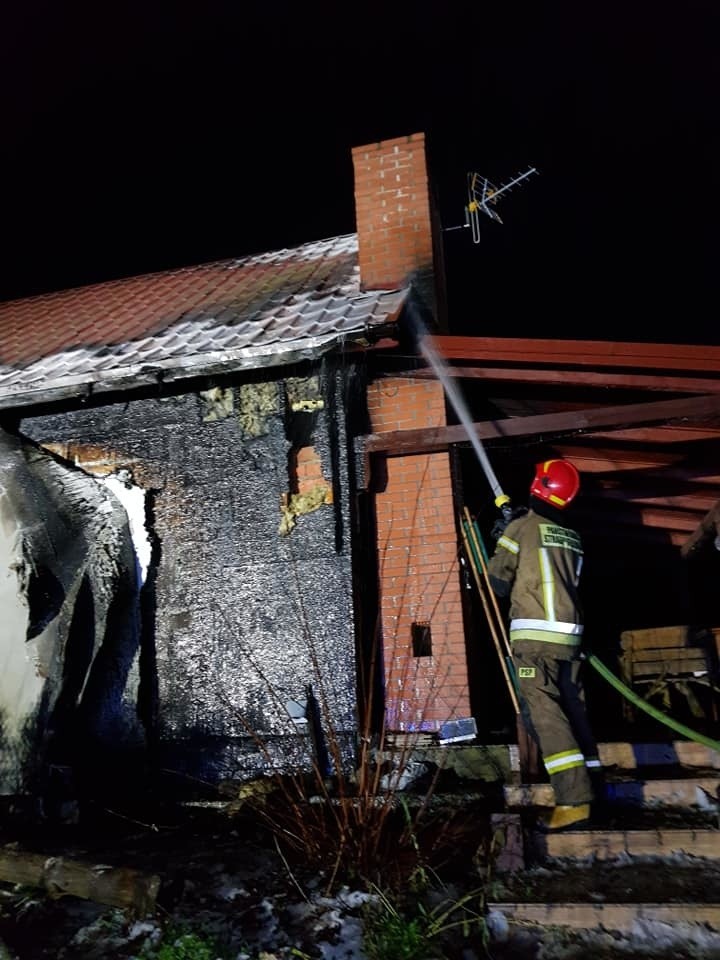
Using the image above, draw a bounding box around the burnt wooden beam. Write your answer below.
[356,394,720,472]
[426,336,720,373]
[398,366,720,394]
[0,845,161,916]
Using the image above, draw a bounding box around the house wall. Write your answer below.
[20,366,358,786]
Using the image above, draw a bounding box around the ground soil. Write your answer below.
[2,791,720,959]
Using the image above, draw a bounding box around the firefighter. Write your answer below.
[488,459,603,831]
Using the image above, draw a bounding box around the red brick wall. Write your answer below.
[366,377,471,732]
[352,133,434,291]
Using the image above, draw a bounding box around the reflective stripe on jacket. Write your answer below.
[488,508,584,649]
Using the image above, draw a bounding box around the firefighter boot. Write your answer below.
[539,803,591,832]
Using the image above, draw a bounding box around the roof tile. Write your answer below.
[0,234,407,407]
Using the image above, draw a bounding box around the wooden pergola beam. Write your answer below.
[546,444,720,478]
[358,393,720,460]
[397,365,720,394]
[425,336,720,373]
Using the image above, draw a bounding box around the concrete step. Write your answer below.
[489,900,720,934]
[505,776,720,809]
[490,815,720,875]
[597,740,720,770]
[489,741,720,947]
[532,825,720,860]
[488,856,720,937]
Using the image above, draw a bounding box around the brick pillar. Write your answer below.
[352,132,468,732]
[366,377,471,732]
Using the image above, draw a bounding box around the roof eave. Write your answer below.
[0,330,398,412]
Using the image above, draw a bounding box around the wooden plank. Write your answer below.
[489,901,720,933]
[628,648,708,664]
[629,657,709,676]
[359,393,720,458]
[621,626,691,649]
[585,426,720,442]
[621,626,720,650]
[397,365,720,394]
[593,489,719,513]
[554,446,720,479]
[427,336,720,373]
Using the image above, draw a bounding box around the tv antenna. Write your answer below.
[445,166,538,243]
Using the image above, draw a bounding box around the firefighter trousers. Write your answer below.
[514,645,596,806]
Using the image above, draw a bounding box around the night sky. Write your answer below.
[3,1,719,342]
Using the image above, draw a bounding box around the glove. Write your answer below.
[491,505,528,541]
[491,514,509,541]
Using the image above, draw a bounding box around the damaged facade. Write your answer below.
[7,369,361,795]
[0,133,467,798]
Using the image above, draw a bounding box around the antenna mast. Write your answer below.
[459,166,538,243]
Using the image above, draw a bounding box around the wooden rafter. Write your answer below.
[426,336,720,373]
[397,366,720,394]
[547,444,717,475]
[357,393,720,460]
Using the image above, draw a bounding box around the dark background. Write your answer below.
[3,1,718,342]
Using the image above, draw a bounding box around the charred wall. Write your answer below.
[19,363,359,786]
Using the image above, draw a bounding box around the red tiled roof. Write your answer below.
[0,234,407,407]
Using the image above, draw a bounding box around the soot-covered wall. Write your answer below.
[20,364,359,785]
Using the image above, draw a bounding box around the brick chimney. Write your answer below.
[352,133,472,736]
[351,132,437,317]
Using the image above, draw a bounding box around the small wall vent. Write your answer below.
[411,621,432,658]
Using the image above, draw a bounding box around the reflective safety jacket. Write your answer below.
[488,508,584,655]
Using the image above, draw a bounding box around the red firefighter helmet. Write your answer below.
[530,459,580,509]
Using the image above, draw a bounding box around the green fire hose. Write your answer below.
[586,652,720,753]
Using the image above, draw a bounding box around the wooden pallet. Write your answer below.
[619,624,720,721]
